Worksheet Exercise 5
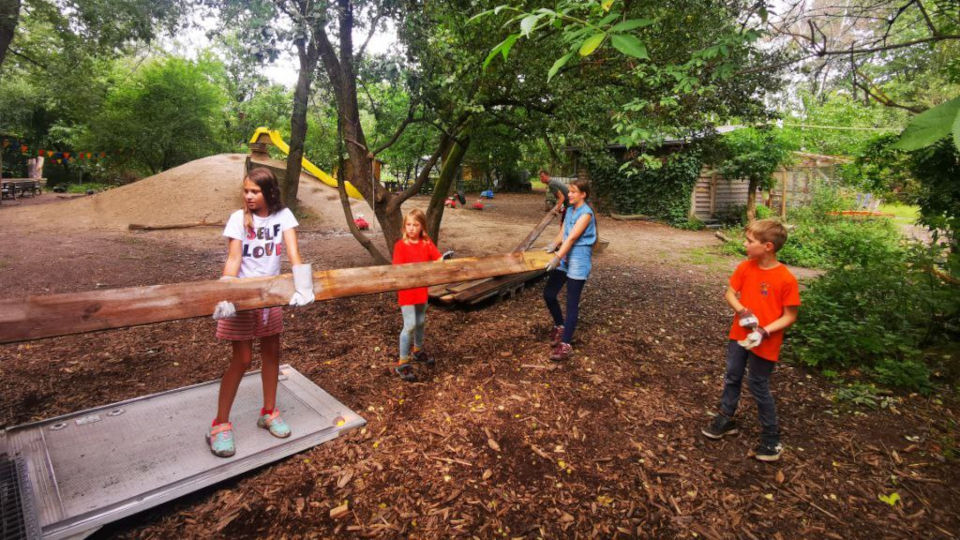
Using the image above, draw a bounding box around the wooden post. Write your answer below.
[0,251,554,344]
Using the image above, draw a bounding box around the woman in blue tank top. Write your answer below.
[543,179,597,361]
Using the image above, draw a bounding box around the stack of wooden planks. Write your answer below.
[429,209,559,305]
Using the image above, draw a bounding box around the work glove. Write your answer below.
[289,263,315,307]
[737,308,759,329]
[543,243,559,254]
[441,250,455,260]
[545,256,561,272]
[212,276,238,320]
[738,327,769,350]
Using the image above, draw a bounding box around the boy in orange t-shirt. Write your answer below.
[702,219,800,462]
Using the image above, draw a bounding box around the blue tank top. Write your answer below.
[563,203,596,247]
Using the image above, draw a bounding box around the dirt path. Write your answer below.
[0,161,956,538]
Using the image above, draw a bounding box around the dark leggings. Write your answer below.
[543,270,586,344]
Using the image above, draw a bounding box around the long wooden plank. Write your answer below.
[428,209,558,303]
[0,251,554,344]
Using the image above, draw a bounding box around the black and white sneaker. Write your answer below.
[754,440,783,462]
[701,415,738,439]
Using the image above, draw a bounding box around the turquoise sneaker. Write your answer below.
[207,422,236,457]
[257,410,291,438]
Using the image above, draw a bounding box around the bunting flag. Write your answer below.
[2,137,116,163]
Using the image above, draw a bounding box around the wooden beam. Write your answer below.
[512,208,558,253]
[0,251,554,344]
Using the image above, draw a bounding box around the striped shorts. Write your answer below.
[215,307,284,341]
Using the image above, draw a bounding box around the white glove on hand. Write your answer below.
[737,308,759,329]
[738,330,763,350]
[543,243,558,253]
[213,300,236,320]
[289,263,315,307]
[545,256,561,272]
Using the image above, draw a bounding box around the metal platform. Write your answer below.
[0,365,364,540]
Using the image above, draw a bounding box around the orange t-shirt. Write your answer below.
[727,260,801,362]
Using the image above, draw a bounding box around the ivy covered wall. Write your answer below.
[583,149,703,226]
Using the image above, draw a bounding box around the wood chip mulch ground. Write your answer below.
[2,239,958,538]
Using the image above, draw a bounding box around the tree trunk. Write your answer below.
[286,39,318,209]
[426,135,470,242]
[746,178,758,222]
[0,0,19,70]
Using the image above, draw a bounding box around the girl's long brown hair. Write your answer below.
[243,167,285,231]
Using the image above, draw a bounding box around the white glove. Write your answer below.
[543,243,559,253]
[212,276,238,320]
[213,300,236,320]
[545,256,561,272]
[738,330,764,350]
[737,308,759,329]
[289,263,315,306]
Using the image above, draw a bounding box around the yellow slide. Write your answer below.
[250,127,364,199]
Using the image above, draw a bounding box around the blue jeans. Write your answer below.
[543,270,586,344]
[720,340,779,441]
[399,304,426,360]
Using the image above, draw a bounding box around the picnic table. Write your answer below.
[1,178,42,201]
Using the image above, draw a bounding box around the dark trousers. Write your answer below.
[543,270,585,344]
[720,340,779,441]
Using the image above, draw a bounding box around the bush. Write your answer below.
[787,242,959,391]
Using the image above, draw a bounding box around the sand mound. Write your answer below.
[2,154,374,232]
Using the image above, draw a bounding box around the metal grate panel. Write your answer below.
[0,455,39,540]
[4,365,363,539]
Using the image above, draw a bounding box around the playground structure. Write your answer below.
[246,128,363,199]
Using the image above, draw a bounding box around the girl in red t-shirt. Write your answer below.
[391,209,442,381]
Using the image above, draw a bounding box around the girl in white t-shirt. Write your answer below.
[207,167,315,458]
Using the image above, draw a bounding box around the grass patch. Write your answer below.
[682,247,730,270]
[878,202,919,226]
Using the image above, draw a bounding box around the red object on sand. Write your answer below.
[471,201,484,210]
[354,217,369,230]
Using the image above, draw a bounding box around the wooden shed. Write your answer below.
[690,152,848,221]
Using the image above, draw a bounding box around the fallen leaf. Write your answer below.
[878,492,901,506]
[775,469,785,484]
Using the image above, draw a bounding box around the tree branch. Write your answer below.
[371,99,420,156]
[388,132,454,210]
[354,10,386,61]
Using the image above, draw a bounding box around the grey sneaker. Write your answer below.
[701,415,738,439]
[754,440,783,462]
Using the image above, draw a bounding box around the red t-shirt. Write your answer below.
[392,237,442,305]
[727,260,801,362]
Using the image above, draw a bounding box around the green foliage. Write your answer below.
[841,133,918,203]
[76,56,229,174]
[477,0,782,151]
[585,149,701,226]
[781,92,906,157]
[909,138,960,249]
[895,96,960,151]
[788,242,959,392]
[715,127,795,191]
[66,182,111,194]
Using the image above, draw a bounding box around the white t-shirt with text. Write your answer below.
[222,208,299,278]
